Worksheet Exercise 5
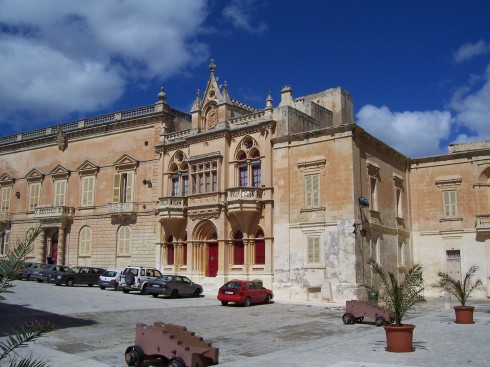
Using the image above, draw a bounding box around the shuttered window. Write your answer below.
[443,190,457,218]
[79,227,91,255]
[113,172,134,203]
[81,176,95,206]
[0,187,11,212]
[28,183,41,211]
[54,180,67,206]
[305,174,320,208]
[118,226,131,255]
[307,237,320,264]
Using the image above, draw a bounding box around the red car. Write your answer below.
[217,279,273,307]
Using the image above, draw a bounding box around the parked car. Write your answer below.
[54,266,106,286]
[120,266,163,294]
[20,262,45,280]
[98,269,123,290]
[217,279,273,307]
[146,275,203,298]
[30,264,72,283]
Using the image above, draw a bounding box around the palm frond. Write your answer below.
[0,322,55,361]
[433,265,483,306]
[9,354,51,367]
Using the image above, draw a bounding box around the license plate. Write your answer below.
[152,285,160,288]
[224,291,233,294]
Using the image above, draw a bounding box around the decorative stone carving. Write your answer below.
[56,128,68,152]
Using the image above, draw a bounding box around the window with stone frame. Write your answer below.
[297,158,325,211]
[304,174,320,208]
[28,182,41,211]
[367,163,380,212]
[168,151,189,197]
[54,179,67,206]
[397,241,405,266]
[190,160,218,194]
[81,175,95,207]
[435,176,461,220]
[254,230,265,265]
[393,175,404,218]
[371,237,380,264]
[233,231,244,265]
[79,226,91,256]
[113,171,134,203]
[117,225,131,255]
[0,186,11,213]
[0,231,8,256]
[234,136,262,188]
[307,236,320,264]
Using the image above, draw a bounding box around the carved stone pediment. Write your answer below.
[77,160,100,176]
[114,154,139,171]
[50,164,71,180]
[26,168,45,182]
[0,173,15,186]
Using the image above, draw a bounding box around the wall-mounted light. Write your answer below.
[358,196,369,207]
[15,191,20,199]
[143,179,152,188]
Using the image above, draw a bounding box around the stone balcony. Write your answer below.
[226,187,263,213]
[107,202,137,217]
[476,215,490,232]
[33,205,75,225]
[156,197,187,219]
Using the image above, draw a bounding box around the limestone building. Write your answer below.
[0,60,489,302]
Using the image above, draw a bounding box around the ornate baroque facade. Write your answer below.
[1,61,489,302]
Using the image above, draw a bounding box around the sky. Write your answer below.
[0,0,489,158]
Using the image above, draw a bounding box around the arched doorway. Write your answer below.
[193,220,219,277]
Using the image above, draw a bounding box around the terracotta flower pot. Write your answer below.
[383,324,415,352]
[453,305,475,324]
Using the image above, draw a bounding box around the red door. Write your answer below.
[208,243,218,277]
[51,242,58,264]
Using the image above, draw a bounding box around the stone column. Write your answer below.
[57,227,65,265]
[37,229,47,263]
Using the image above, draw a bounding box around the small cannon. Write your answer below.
[342,300,394,326]
[125,322,219,367]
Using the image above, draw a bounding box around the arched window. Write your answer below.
[254,230,265,265]
[233,231,244,265]
[117,226,131,255]
[168,151,189,196]
[79,227,92,256]
[235,137,261,187]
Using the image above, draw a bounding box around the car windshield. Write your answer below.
[156,275,173,282]
[40,264,51,269]
[223,281,243,289]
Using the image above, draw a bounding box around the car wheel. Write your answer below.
[244,297,251,307]
[99,286,106,290]
[170,290,178,299]
[342,313,355,325]
[55,283,61,286]
[375,316,386,327]
[221,301,228,306]
[141,285,148,295]
[264,294,272,304]
[152,294,158,298]
[26,274,31,281]
[88,284,94,287]
[125,273,135,286]
[37,280,43,283]
[193,288,202,297]
[122,289,130,294]
[66,279,75,287]
[125,345,144,367]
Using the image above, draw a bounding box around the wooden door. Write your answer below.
[208,242,218,277]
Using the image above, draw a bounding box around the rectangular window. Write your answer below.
[81,176,95,206]
[0,232,8,256]
[305,174,320,208]
[397,242,405,266]
[54,180,67,206]
[307,237,320,264]
[1,186,11,213]
[113,172,134,203]
[239,164,248,186]
[370,177,378,211]
[443,190,457,218]
[183,174,189,196]
[252,162,261,187]
[171,175,179,196]
[28,182,41,211]
[396,187,402,217]
[190,161,218,194]
[371,238,380,264]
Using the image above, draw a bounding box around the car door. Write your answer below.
[247,281,260,303]
[178,276,192,296]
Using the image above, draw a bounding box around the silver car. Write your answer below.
[98,269,123,290]
[146,275,203,298]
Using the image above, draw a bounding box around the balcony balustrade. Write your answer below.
[107,202,137,215]
[226,187,263,213]
[156,197,187,219]
[33,205,75,225]
[476,215,490,232]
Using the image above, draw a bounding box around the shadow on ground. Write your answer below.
[0,302,97,336]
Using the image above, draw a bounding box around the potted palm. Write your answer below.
[433,265,483,324]
[366,258,425,352]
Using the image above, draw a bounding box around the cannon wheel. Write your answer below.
[342,313,355,325]
[125,345,144,367]
[375,316,386,327]
[169,356,186,367]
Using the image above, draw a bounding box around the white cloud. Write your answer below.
[453,40,490,63]
[222,0,268,34]
[450,63,490,141]
[356,105,452,158]
[0,0,209,132]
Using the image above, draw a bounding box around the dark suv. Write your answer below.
[120,266,163,294]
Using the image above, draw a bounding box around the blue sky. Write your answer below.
[0,0,489,158]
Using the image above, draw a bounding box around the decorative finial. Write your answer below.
[223,81,228,91]
[209,59,216,73]
[157,87,167,102]
[196,89,200,98]
[266,90,273,109]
